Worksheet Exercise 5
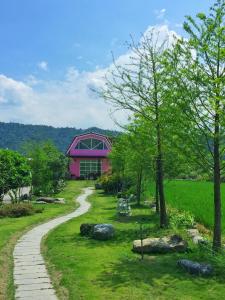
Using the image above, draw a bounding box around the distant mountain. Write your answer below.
[0,122,119,153]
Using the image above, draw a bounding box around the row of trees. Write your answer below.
[101,0,225,250]
[0,142,68,202]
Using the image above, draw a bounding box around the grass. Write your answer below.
[44,189,225,300]
[0,180,89,300]
[146,180,225,233]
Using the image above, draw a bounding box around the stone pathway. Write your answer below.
[13,187,93,300]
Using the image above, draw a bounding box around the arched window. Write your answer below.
[75,138,108,150]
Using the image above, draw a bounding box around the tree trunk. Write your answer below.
[136,167,143,206]
[155,157,159,213]
[213,111,221,250]
[155,173,159,214]
[152,51,167,227]
[156,123,167,227]
[157,154,167,227]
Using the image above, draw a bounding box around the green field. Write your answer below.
[44,188,225,300]
[0,180,89,300]
[146,180,225,233]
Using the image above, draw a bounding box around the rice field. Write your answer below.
[149,180,225,232]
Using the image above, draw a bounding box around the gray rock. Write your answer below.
[187,229,199,237]
[192,235,206,244]
[177,259,213,276]
[36,197,55,203]
[36,197,65,204]
[117,198,131,216]
[187,228,206,244]
[93,224,115,240]
[133,235,188,254]
[80,223,97,236]
[54,198,65,204]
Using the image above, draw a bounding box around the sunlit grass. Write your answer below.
[44,189,225,300]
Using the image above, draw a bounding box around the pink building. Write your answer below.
[66,132,112,179]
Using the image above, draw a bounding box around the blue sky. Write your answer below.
[0,1,215,128]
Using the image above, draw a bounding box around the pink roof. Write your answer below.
[66,132,112,157]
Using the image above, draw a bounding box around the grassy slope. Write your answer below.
[0,180,89,300]
[44,190,225,300]
[146,180,225,232]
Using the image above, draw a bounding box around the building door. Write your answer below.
[79,159,101,179]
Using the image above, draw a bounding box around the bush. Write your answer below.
[0,203,44,218]
[98,173,132,194]
[169,208,195,229]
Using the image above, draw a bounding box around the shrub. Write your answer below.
[0,203,44,218]
[169,209,195,229]
[98,173,132,194]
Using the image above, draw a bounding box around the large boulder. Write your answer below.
[80,223,97,237]
[93,224,115,240]
[177,259,213,276]
[133,235,188,254]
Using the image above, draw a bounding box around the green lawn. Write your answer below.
[44,189,225,300]
[0,180,89,300]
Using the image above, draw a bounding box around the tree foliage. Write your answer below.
[24,141,68,196]
[0,149,31,203]
[165,0,225,250]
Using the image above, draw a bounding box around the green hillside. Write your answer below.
[0,122,119,153]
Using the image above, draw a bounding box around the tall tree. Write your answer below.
[167,0,225,250]
[101,29,173,226]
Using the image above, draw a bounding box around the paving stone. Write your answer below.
[14,273,49,280]
[13,187,93,300]
[15,277,51,285]
[16,282,53,291]
[15,288,56,299]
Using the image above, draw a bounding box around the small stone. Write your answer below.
[177,259,213,276]
[187,229,199,237]
[192,235,205,244]
[187,228,206,245]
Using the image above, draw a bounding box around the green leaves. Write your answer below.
[197,12,207,20]
[0,150,31,202]
[25,141,68,196]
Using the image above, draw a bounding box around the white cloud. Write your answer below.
[154,8,166,20]
[37,61,48,71]
[0,25,180,130]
